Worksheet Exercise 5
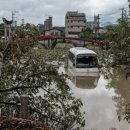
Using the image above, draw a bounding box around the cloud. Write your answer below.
[0,0,129,26]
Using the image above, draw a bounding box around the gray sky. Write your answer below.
[0,0,129,26]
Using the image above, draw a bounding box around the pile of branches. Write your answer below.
[0,116,51,130]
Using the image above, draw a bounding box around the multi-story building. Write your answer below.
[44,16,52,31]
[87,21,93,30]
[65,11,87,37]
[93,15,99,33]
[37,24,45,34]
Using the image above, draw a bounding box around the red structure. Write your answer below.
[18,35,108,48]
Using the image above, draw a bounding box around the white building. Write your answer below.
[45,27,64,37]
[65,11,87,37]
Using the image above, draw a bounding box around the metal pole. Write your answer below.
[0,52,3,76]
[9,25,11,39]
[20,95,29,119]
[4,24,7,42]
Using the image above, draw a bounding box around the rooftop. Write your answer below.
[66,11,85,17]
[69,47,96,56]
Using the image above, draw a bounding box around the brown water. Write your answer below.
[66,68,130,130]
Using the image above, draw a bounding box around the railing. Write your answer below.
[19,35,106,46]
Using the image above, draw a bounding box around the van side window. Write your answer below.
[69,51,75,63]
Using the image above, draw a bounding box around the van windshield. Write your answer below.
[76,54,98,68]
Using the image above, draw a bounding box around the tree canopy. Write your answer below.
[79,28,94,39]
[0,24,85,130]
[104,17,130,65]
[103,15,130,123]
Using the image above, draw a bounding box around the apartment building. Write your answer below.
[44,16,52,31]
[65,11,87,37]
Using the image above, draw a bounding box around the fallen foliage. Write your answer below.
[0,117,51,130]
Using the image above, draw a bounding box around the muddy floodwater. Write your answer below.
[59,66,130,130]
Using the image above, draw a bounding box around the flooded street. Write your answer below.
[65,67,130,130]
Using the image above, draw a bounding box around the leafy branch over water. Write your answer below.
[0,31,85,130]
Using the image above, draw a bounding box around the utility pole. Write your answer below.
[14,20,17,27]
[128,0,130,15]
[21,18,24,25]
[120,8,125,20]
[93,14,101,33]
[97,14,100,33]
[128,0,130,27]
[12,10,18,27]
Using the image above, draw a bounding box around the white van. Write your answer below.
[68,47,99,76]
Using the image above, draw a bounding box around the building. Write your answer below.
[65,11,87,37]
[44,16,52,31]
[93,15,99,33]
[45,27,65,37]
[37,24,45,34]
[87,21,93,30]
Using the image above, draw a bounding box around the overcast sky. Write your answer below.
[0,0,129,26]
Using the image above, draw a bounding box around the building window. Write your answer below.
[68,32,80,35]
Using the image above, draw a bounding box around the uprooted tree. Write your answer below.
[0,25,85,130]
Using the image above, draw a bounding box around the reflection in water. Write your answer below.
[67,68,130,130]
[107,68,130,122]
[68,72,100,89]
[71,76,99,89]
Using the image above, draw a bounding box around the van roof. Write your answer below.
[69,47,96,56]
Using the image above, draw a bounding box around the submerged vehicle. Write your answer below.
[68,47,99,76]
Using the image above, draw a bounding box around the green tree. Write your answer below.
[11,23,39,41]
[124,104,130,123]
[79,28,94,39]
[104,17,130,65]
[0,35,85,129]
